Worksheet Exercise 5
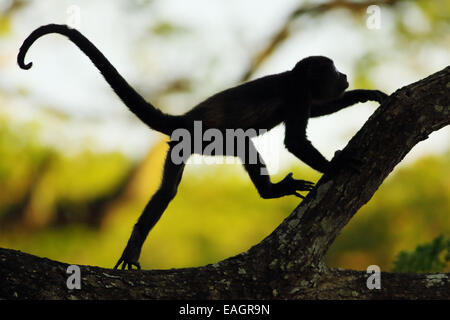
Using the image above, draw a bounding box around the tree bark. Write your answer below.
[1,66,449,300]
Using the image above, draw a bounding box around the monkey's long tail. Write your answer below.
[18,24,183,136]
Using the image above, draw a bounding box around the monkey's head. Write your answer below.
[292,56,348,102]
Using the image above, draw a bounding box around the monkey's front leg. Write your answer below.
[311,89,389,117]
[337,89,388,105]
[114,149,186,270]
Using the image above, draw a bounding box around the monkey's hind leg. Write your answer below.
[239,138,315,199]
[114,146,186,270]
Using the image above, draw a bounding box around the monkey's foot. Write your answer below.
[114,253,141,270]
[114,226,143,270]
[275,172,315,199]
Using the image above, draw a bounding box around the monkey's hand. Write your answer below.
[325,150,363,178]
[368,90,389,104]
[273,172,315,199]
[114,225,143,270]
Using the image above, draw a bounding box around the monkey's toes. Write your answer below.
[294,180,315,191]
[114,257,141,270]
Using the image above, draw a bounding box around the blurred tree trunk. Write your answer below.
[0,66,449,300]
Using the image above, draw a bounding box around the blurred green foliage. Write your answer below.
[0,16,11,36]
[0,116,131,228]
[392,235,450,273]
[325,152,450,271]
[394,0,450,41]
[151,21,189,37]
[0,117,52,218]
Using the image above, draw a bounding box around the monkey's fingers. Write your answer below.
[128,262,141,270]
[123,262,140,270]
[294,192,306,199]
[372,90,389,104]
[114,258,124,270]
[284,173,314,186]
[294,180,315,191]
[115,259,141,270]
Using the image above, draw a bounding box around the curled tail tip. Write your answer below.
[16,24,69,71]
[17,47,32,70]
[19,61,33,70]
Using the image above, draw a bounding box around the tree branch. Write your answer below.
[1,66,449,300]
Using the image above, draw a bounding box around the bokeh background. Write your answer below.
[0,0,449,272]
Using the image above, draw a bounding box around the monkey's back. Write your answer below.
[184,72,291,132]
